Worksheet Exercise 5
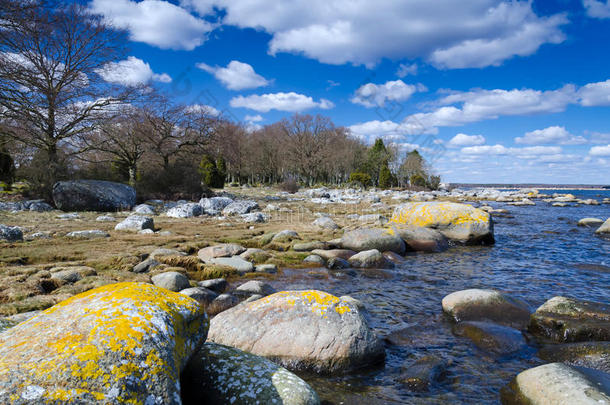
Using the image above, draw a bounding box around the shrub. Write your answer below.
[279,178,299,193]
[378,161,392,189]
[410,173,427,187]
[349,172,372,188]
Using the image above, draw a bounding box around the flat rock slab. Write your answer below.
[388,225,449,253]
[500,363,610,404]
[198,244,247,263]
[0,282,208,404]
[538,342,610,373]
[209,257,254,274]
[65,230,110,239]
[529,296,610,342]
[311,249,356,261]
[442,289,531,329]
[181,343,320,405]
[339,228,406,255]
[390,202,494,245]
[207,290,385,374]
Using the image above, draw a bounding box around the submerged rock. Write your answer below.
[452,321,527,355]
[52,180,135,212]
[181,343,320,405]
[400,355,448,392]
[529,296,610,342]
[207,290,385,374]
[389,225,449,253]
[442,289,531,329]
[538,342,610,372]
[500,363,610,404]
[0,282,208,404]
[390,202,494,245]
[578,218,604,227]
[339,228,406,255]
[114,215,154,232]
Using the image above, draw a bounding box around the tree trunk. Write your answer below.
[128,165,137,189]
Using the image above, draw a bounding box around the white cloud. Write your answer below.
[245,114,263,122]
[181,0,566,68]
[96,56,171,86]
[583,0,610,19]
[403,85,577,130]
[348,120,437,143]
[589,144,610,156]
[197,60,270,90]
[515,126,586,145]
[229,92,334,112]
[396,63,418,77]
[578,79,610,106]
[185,104,221,116]
[350,80,424,108]
[589,131,610,144]
[461,144,561,156]
[89,0,213,50]
[461,144,508,155]
[447,133,485,148]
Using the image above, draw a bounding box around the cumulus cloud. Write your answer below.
[348,120,437,143]
[197,60,270,90]
[90,0,213,50]
[461,144,561,156]
[245,114,263,122]
[96,56,172,86]
[515,126,587,145]
[578,79,610,106]
[589,144,610,156]
[229,92,334,112]
[185,104,221,116]
[447,133,485,148]
[181,0,567,68]
[351,80,425,108]
[583,0,610,19]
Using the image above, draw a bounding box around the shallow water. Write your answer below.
[265,190,610,404]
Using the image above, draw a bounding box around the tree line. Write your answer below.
[0,0,439,200]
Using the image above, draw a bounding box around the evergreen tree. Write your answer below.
[198,154,218,188]
[378,160,392,189]
[0,146,15,187]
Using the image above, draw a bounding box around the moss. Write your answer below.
[190,265,238,281]
[156,255,203,272]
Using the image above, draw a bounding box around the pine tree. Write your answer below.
[378,160,392,189]
[198,154,218,188]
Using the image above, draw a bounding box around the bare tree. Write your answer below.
[0,2,130,195]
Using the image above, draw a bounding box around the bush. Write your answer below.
[427,175,441,190]
[378,161,392,189]
[349,172,372,188]
[410,173,427,187]
[198,154,224,188]
[279,179,299,193]
[0,147,16,186]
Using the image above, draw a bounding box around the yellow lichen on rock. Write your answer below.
[0,282,208,405]
[389,202,494,244]
[251,290,352,316]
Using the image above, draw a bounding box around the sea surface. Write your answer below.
[267,189,610,404]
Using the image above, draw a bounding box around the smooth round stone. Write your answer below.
[151,271,190,292]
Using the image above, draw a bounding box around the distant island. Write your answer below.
[451,183,610,190]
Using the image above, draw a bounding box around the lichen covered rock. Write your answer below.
[181,343,320,405]
[0,282,208,404]
[390,202,494,245]
[207,290,385,374]
[529,296,610,342]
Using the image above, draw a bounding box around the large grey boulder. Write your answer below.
[198,244,247,263]
[165,203,203,218]
[313,216,339,230]
[200,197,234,215]
[389,225,449,253]
[151,271,190,292]
[0,224,23,242]
[596,218,610,234]
[0,282,208,404]
[133,204,155,215]
[442,289,531,329]
[114,215,154,232]
[390,202,494,245]
[529,296,610,342]
[52,180,136,212]
[339,228,406,255]
[222,200,259,216]
[207,290,385,374]
[500,363,610,404]
[181,343,320,405]
[348,249,392,268]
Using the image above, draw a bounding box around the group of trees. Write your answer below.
[0,0,440,199]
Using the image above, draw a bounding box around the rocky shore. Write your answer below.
[1,181,609,403]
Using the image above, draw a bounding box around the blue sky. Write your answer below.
[87,0,610,184]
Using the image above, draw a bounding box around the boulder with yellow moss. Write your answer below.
[0,282,208,404]
[389,202,494,245]
[207,290,385,374]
